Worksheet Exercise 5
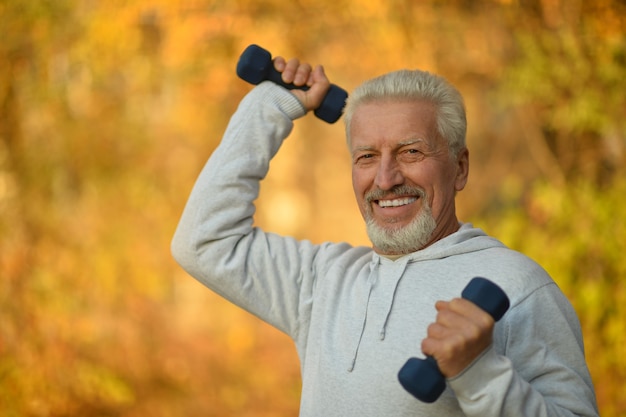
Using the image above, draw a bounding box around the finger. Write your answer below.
[434,300,450,312]
[280,58,301,84]
[425,321,448,340]
[434,300,471,330]
[273,56,286,72]
[421,330,462,361]
[305,71,314,87]
[435,299,490,328]
[447,298,495,330]
[432,300,492,350]
[309,64,328,85]
[421,322,489,378]
[433,299,494,356]
[293,62,312,86]
[421,336,436,358]
[423,298,497,378]
[305,65,330,98]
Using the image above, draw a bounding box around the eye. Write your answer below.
[399,148,426,162]
[354,152,376,165]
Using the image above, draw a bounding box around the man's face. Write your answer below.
[349,100,469,255]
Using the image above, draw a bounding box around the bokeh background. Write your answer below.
[1,0,624,416]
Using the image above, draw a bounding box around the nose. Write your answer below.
[375,156,404,191]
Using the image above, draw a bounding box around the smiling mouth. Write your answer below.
[377,197,418,208]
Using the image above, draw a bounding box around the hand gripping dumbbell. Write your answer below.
[236,44,348,124]
[398,277,510,403]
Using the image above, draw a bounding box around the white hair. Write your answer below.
[344,69,467,157]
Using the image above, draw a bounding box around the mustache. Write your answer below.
[365,185,426,203]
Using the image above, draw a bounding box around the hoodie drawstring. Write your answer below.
[379,258,410,340]
[348,261,377,372]
[348,257,410,372]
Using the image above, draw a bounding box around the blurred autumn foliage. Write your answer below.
[1,0,625,416]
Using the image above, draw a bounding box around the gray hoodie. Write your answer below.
[172,82,598,417]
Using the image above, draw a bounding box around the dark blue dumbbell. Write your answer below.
[236,44,348,124]
[398,277,510,403]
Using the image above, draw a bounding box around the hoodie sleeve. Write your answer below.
[171,81,320,339]
[448,283,599,417]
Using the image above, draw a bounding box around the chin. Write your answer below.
[365,208,437,255]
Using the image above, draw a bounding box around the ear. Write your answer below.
[454,148,469,192]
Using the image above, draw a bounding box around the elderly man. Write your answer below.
[171,55,598,416]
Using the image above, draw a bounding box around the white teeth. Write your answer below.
[378,197,417,208]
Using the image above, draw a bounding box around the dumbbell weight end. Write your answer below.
[398,356,445,403]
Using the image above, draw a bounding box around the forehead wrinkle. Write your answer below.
[353,144,376,152]
[353,137,425,152]
[398,138,426,147]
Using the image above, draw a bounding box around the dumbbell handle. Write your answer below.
[398,277,510,403]
[236,44,348,124]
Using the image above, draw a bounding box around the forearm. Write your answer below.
[449,285,598,417]
[450,347,595,417]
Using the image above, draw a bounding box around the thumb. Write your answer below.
[299,65,331,112]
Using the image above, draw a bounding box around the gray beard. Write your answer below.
[364,187,437,254]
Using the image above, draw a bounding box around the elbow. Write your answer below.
[170,226,198,274]
[170,225,238,280]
